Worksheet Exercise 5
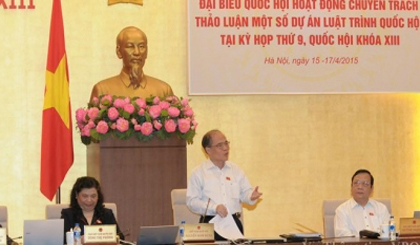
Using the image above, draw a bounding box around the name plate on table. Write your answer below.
[84,224,117,244]
[183,223,214,242]
[0,228,6,245]
[400,218,420,236]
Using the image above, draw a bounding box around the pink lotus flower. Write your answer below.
[81,126,91,136]
[184,107,194,117]
[124,103,135,114]
[166,96,175,102]
[153,120,162,130]
[96,121,109,134]
[149,105,162,119]
[178,119,191,133]
[181,98,189,106]
[91,97,99,105]
[141,122,153,136]
[159,101,170,110]
[135,98,146,108]
[80,120,95,137]
[131,118,138,125]
[87,120,96,128]
[87,107,99,120]
[138,108,145,116]
[134,124,142,131]
[113,98,127,108]
[164,119,176,133]
[116,118,129,132]
[100,95,113,104]
[168,107,180,118]
[107,107,119,120]
[76,108,87,123]
[77,121,85,130]
[166,96,179,103]
[192,119,198,130]
[153,96,160,105]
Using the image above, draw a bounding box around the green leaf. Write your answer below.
[102,99,110,106]
[114,129,133,140]
[123,111,130,119]
[98,108,107,119]
[81,136,91,145]
[156,130,171,140]
[90,129,100,141]
[161,110,168,117]
[145,112,151,122]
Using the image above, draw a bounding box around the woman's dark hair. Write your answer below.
[70,176,104,211]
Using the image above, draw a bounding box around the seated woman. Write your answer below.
[61,176,125,241]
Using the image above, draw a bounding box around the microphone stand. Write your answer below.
[200,198,211,223]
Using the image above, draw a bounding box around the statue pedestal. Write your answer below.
[87,136,187,240]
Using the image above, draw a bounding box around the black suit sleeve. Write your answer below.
[101,209,125,240]
[61,208,75,244]
[61,208,75,234]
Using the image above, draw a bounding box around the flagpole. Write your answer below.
[55,188,61,204]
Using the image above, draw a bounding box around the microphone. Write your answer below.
[118,228,130,238]
[0,224,19,244]
[200,198,211,223]
[294,222,320,234]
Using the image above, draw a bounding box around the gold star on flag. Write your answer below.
[44,55,70,128]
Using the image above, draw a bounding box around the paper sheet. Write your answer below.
[210,213,244,240]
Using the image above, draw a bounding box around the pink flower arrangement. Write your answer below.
[76,94,197,145]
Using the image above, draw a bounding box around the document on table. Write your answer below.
[210,214,244,240]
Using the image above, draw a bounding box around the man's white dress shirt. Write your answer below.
[186,160,256,216]
[334,198,390,237]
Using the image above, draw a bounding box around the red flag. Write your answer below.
[41,0,74,201]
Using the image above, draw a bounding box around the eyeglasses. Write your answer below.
[212,141,230,149]
[352,181,371,187]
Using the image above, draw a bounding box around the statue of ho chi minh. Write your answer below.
[90,26,174,101]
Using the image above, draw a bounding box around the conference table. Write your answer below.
[13,234,420,244]
[319,236,419,244]
[198,236,420,245]
[12,236,420,244]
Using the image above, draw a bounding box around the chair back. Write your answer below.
[170,189,200,225]
[45,204,69,220]
[104,203,118,219]
[0,206,7,232]
[322,198,392,238]
[45,203,118,220]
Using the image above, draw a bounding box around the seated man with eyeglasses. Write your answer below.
[334,169,390,237]
[186,129,262,241]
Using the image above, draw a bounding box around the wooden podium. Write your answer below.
[86,136,187,241]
